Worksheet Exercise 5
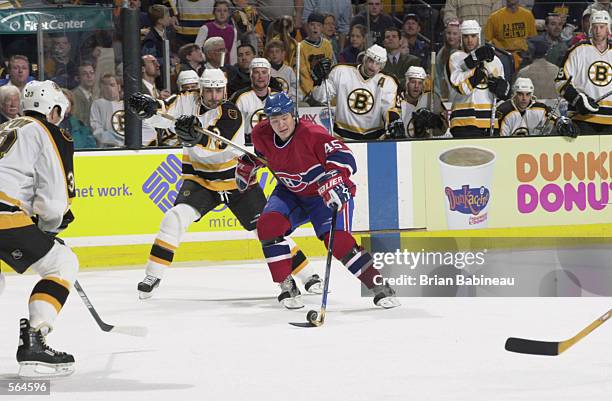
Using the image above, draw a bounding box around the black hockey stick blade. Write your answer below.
[289,322,319,328]
[505,338,559,356]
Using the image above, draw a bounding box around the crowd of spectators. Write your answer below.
[0,0,605,147]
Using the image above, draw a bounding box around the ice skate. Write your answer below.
[372,283,401,309]
[303,274,323,294]
[138,275,161,300]
[16,319,75,378]
[278,276,304,309]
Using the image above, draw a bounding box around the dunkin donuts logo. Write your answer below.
[444,185,490,215]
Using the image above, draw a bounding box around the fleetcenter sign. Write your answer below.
[0,7,113,34]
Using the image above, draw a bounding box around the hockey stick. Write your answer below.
[505,308,611,356]
[74,281,148,337]
[296,41,301,117]
[322,78,334,135]
[489,96,497,136]
[289,206,338,328]
[594,88,612,103]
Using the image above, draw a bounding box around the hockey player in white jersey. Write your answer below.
[448,20,510,138]
[230,58,280,145]
[129,69,322,306]
[310,44,405,140]
[400,66,448,138]
[0,80,78,377]
[556,10,612,135]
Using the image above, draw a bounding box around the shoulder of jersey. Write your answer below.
[220,100,242,119]
[330,63,358,73]
[532,101,549,110]
[229,86,253,103]
[496,99,516,115]
[297,118,329,136]
[566,39,592,53]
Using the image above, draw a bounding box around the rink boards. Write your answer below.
[48,133,612,267]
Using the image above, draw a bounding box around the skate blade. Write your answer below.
[376,297,401,309]
[138,291,154,300]
[18,362,75,378]
[280,297,304,310]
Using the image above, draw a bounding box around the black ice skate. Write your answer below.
[16,319,75,378]
[304,274,323,294]
[278,276,304,309]
[138,275,161,300]
[372,283,401,309]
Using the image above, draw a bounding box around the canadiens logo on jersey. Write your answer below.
[276,172,309,192]
[588,61,612,86]
[347,88,374,115]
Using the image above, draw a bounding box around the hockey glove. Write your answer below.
[487,76,510,100]
[468,66,487,88]
[387,119,406,139]
[555,116,579,138]
[464,44,496,69]
[573,92,599,114]
[235,154,263,192]
[175,115,204,147]
[311,58,332,86]
[317,170,352,210]
[127,92,159,119]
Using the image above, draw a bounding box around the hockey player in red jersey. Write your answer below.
[235,92,400,309]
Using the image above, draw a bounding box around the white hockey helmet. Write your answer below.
[250,57,271,72]
[177,70,199,88]
[590,10,611,31]
[405,66,427,80]
[200,68,227,88]
[513,77,534,94]
[460,19,481,35]
[21,80,69,124]
[364,44,387,66]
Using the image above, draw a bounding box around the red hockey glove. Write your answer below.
[235,154,263,192]
[317,170,352,210]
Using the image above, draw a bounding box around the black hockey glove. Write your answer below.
[127,92,159,119]
[311,58,332,86]
[487,76,510,100]
[175,115,204,146]
[464,44,496,69]
[387,119,406,139]
[468,66,487,88]
[562,85,600,114]
[555,116,579,138]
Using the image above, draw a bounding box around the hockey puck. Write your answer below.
[306,310,318,323]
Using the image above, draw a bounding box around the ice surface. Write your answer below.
[1,260,610,401]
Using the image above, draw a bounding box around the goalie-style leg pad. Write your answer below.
[323,231,381,289]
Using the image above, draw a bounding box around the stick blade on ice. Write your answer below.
[111,325,149,337]
[505,337,559,356]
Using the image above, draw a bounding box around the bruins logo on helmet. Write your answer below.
[347,88,374,115]
[588,61,612,86]
[250,108,267,127]
[112,110,126,136]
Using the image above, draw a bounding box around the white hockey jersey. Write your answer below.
[91,99,157,147]
[311,64,400,140]
[496,99,549,136]
[145,91,205,130]
[0,116,74,232]
[400,92,450,137]
[230,87,278,144]
[183,102,244,191]
[556,40,612,125]
[270,63,299,102]
[448,51,505,130]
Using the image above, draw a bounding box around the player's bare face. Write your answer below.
[592,23,609,44]
[462,34,479,53]
[201,87,224,108]
[182,82,199,91]
[514,92,531,111]
[269,113,295,140]
[251,67,270,90]
[406,78,423,100]
[362,58,382,77]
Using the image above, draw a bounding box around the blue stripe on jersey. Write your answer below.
[326,150,357,175]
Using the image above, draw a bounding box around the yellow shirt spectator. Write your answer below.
[484,5,537,52]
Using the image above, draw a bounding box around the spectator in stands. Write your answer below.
[202,37,227,69]
[443,0,503,28]
[60,89,96,149]
[570,8,591,46]
[90,74,124,147]
[323,14,341,61]
[350,0,396,46]
[435,20,461,101]
[401,14,430,70]
[142,4,172,62]
[303,0,352,49]
[266,39,298,101]
[485,0,537,67]
[71,62,96,130]
[195,0,239,66]
[0,84,20,124]
[141,55,171,100]
[257,0,303,33]
[0,55,34,91]
[178,43,205,76]
[529,13,568,66]
[232,0,265,54]
[299,12,335,104]
[514,38,558,99]
[129,0,151,28]
[266,15,298,67]
[382,27,421,89]
[45,33,78,89]
[170,0,215,46]
[227,43,256,97]
[339,24,367,64]
[585,0,612,18]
